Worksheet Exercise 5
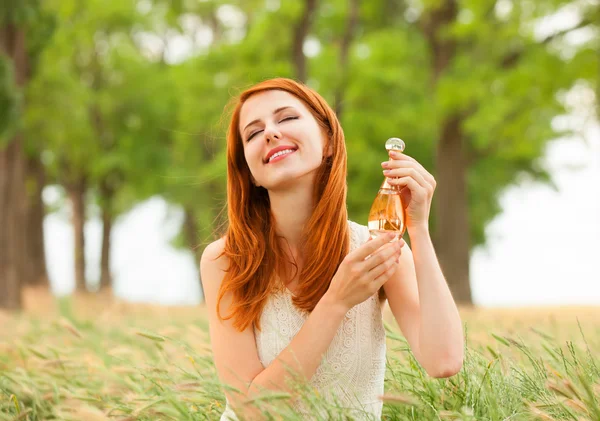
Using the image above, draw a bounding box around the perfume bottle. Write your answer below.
[367,137,407,241]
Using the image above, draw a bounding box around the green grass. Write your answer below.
[0,291,599,420]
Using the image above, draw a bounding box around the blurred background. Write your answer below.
[1,0,598,311]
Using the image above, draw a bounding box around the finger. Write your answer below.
[372,259,398,286]
[363,241,401,272]
[384,167,428,190]
[387,176,428,200]
[387,153,437,189]
[394,239,405,263]
[384,160,435,191]
[353,232,395,260]
[369,252,399,283]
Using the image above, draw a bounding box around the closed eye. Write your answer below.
[246,116,298,141]
[247,129,263,141]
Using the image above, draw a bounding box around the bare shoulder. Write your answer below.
[200,237,228,278]
[201,236,227,262]
[200,237,230,310]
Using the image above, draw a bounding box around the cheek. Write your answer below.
[312,128,328,157]
[294,124,323,150]
[244,145,261,168]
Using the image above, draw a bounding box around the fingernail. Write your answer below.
[386,233,395,239]
[390,151,400,158]
[383,170,390,175]
[381,161,389,168]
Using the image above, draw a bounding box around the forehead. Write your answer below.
[239,90,306,128]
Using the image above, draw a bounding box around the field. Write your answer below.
[1,287,599,420]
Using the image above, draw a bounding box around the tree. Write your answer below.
[335,0,598,303]
[27,0,177,292]
[146,0,598,305]
[6,0,593,308]
[0,3,30,309]
[1,1,56,309]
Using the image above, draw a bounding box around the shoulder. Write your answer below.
[200,237,229,288]
[201,237,227,264]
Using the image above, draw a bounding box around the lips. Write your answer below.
[264,146,298,163]
[267,149,297,164]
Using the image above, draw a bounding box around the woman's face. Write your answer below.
[238,90,330,191]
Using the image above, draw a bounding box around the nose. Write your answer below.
[264,123,282,143]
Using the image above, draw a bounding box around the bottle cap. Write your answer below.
[385,137,405,152]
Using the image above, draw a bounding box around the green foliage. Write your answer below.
[0,0,53,148]
[0,0,41,25]
[0,56,19,144]
[18,0,598,259]
[25,0,178,219]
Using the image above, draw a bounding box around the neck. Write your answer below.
[267,181,314,254]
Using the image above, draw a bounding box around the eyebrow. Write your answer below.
[242,106,296,134]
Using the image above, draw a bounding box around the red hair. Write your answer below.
[214,78,349,332]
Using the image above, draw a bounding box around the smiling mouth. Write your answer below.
[266,149,297,164]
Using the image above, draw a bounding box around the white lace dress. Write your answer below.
[220,220,387,420]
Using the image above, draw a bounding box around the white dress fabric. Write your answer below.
[220,220,387,420]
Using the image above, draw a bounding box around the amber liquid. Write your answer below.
[367,187,406,241]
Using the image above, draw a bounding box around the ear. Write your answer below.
[324,143,333,158]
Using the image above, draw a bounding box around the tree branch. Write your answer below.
[334,0,360,117]
[501,18,593,69]
[292,0,317,82]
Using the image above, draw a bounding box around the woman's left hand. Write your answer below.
[381,150,436,231]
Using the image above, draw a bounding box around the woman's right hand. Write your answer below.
[325,232,405,312]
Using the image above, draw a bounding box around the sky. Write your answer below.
[470,121,600,306]
[43,116,599,307]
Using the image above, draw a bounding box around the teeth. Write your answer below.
[268,149,294,162]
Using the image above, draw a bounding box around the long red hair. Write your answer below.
[215,78,349,332]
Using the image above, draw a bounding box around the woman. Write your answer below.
[201,78,464,420]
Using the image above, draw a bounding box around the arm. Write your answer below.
[383,225,464,378]
[201,239,347,417]
[380,150,464,377]
[248,295,347,394]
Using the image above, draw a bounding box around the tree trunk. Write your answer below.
[183,207,204,301]
[0,23,28,310]
[434,114,472,304]
[334,0,359,118]
[24,153,49,287]
[99,205,112,289]
[292,0,317,83]
[67,177,87,292]
[0,137,26,310]
[183,207,199,258]
[99,181,113,290]
[420,0,473,304]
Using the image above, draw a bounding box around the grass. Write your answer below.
[0,287,599,420]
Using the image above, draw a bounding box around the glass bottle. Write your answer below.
[367,137,407,241]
